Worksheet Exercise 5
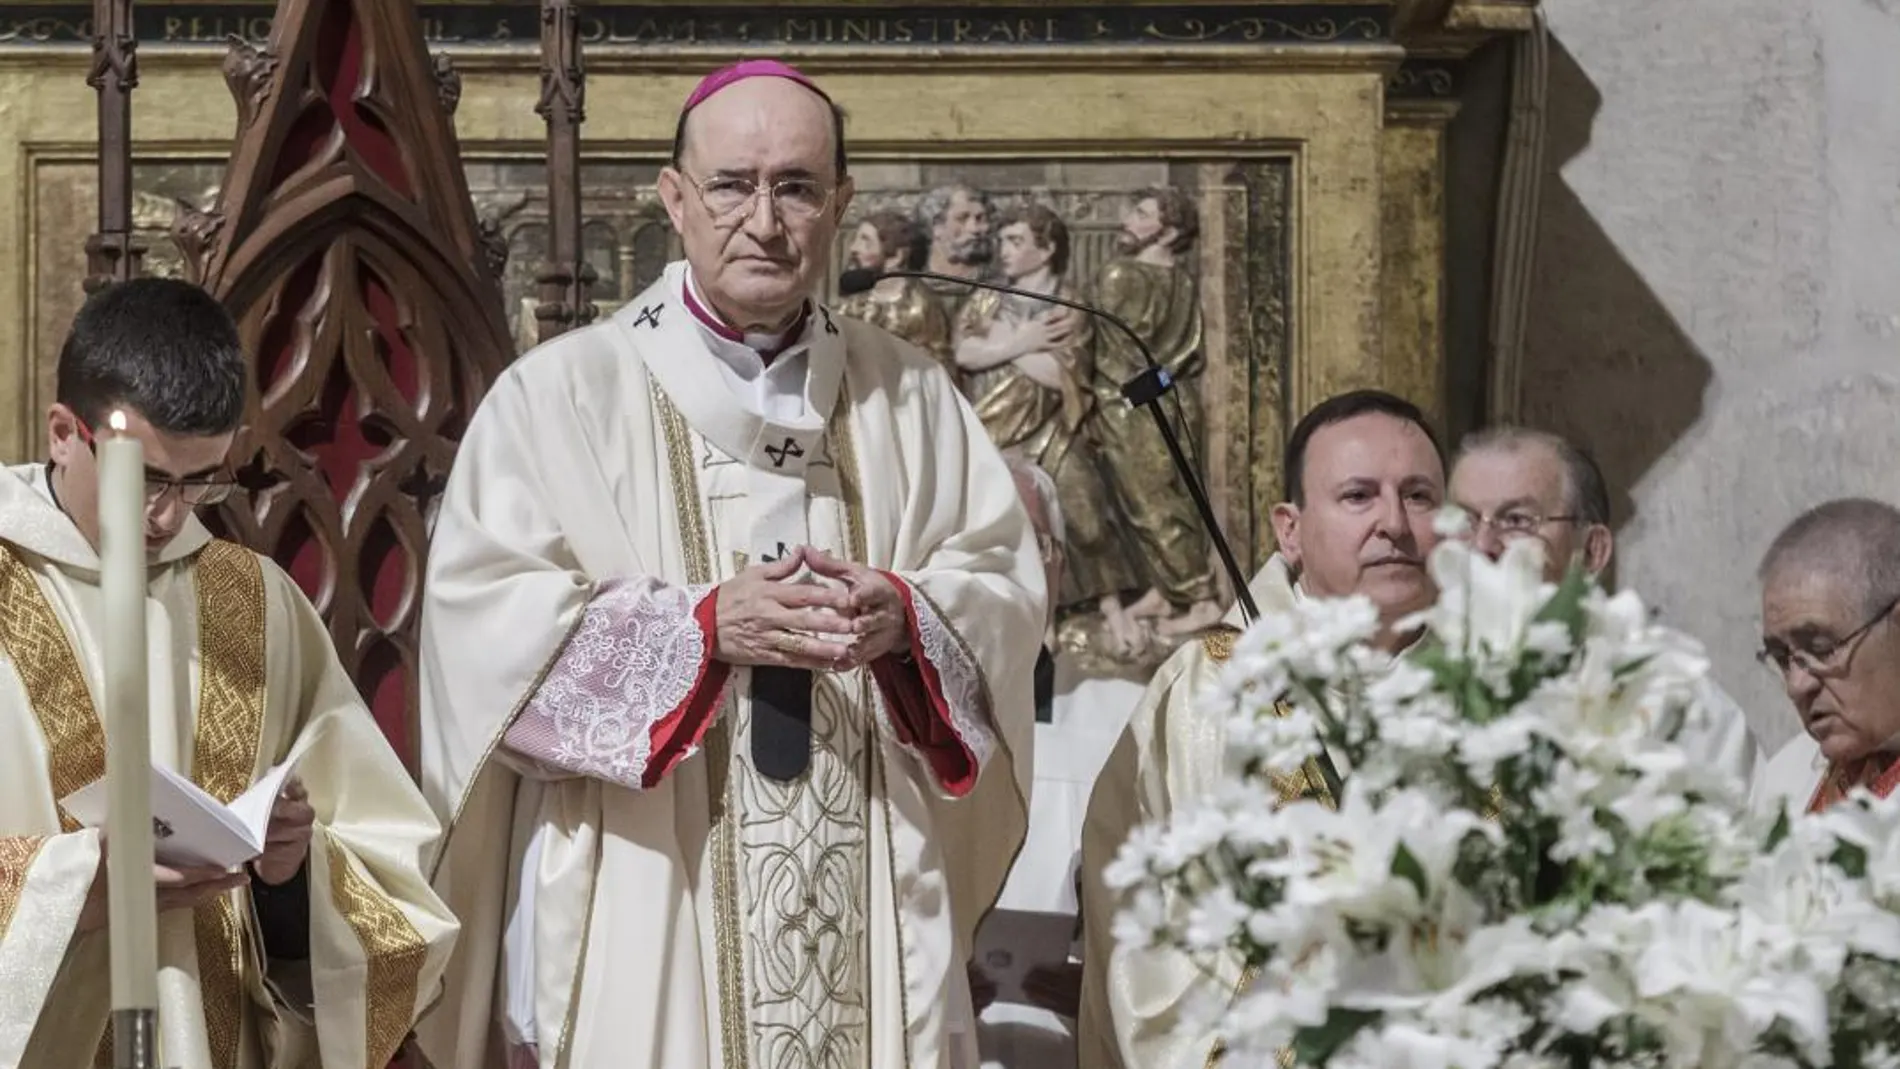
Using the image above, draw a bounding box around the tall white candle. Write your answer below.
[99,408,158,1011]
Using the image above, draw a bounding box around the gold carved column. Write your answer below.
[1388,0,1542,433]
[1381,81,1459,431]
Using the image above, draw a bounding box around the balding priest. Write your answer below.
[415,60,1045,1069]
[1754,498,1900,813]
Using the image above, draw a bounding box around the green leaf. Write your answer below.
[1291,1007,1381,1065]
[1460,674,1498,723]
[1764,806,1791,851]
[1533,561,1594,639]
[1391,843,1431,901]
[1836,842,1870,879]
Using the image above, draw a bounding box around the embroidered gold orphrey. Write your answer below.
[191,540,270,1069]
[196,541,430,1069]
[0,836,46,940]
[0,544,108,833]
[655,381,875,1069]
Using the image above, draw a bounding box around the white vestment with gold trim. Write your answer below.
[0,464,457,1069]
[416,262,1044,1069]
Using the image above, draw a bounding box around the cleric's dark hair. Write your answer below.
[56,277,247,436]
[1284,389,1440,505]
[671,99,850,179]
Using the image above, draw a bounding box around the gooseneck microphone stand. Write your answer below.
[838,267,1345,800]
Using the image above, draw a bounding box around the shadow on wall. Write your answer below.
[1516,36,1713,573]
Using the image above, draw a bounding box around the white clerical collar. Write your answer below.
[0,461,208,570]
[681,267,811,366]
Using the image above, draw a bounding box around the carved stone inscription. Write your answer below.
[0,5,1391,46]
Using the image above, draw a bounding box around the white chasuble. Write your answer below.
[417,262,1045,1069]
[0,464,457,1069]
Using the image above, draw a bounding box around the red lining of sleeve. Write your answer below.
[869,572,978,797]
[642,587,732,787]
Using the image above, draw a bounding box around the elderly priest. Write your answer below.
[1755,498,1900,813]
[1449,425,1760,787]
[0,279,457,1069]
[416,60,1045,1069]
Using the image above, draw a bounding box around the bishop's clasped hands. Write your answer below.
[712,545,909,672]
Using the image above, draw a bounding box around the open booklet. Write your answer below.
[61,759,297,871]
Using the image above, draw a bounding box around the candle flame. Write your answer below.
[108,410,128,434]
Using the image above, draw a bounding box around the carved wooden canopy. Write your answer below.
[178,0,513,769]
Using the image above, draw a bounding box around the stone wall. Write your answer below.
[1521,0,1900,754]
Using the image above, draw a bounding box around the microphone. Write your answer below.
[840,266,1345,800]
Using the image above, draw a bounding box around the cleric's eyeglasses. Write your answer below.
[681,171,837,224]
[73,417,238,507]
[1464,508,1582,540]
[1757,596,1900,679]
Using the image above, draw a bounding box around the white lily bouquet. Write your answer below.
[1105,518,1900,1068]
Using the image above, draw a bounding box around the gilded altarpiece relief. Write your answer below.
[28,152,1290,670]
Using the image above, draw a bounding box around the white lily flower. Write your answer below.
[1122,512,1900,1065]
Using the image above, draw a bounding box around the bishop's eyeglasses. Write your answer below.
[682,172,837,223]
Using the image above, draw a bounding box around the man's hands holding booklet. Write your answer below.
[72,775,315,934]
[251,776,315,886]
[75,855,245,934]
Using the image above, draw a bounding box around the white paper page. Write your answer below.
[225,760,297,849]
[58,777,109,832]
[61,759,297,871]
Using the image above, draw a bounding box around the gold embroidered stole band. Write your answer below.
[325,832,429,1066]
[829,397,902,1069]
[194,540,429,1069]
[0,836,47,940]
[190,541,268,1069]
[654,386,750,1068]
[0,544,107,832]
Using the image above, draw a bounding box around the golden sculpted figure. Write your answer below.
[954,205,1135,608]
[1091,187,1224,645]
[915,183,995,316]
[835,209,954,371]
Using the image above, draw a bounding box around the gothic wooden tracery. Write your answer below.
[535,0,597,341]
[86,0,143,290]
[178,0,514,769]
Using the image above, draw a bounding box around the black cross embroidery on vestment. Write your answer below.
[820,308,840,335]
[632,303,664,329]
[764,437,805,468]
